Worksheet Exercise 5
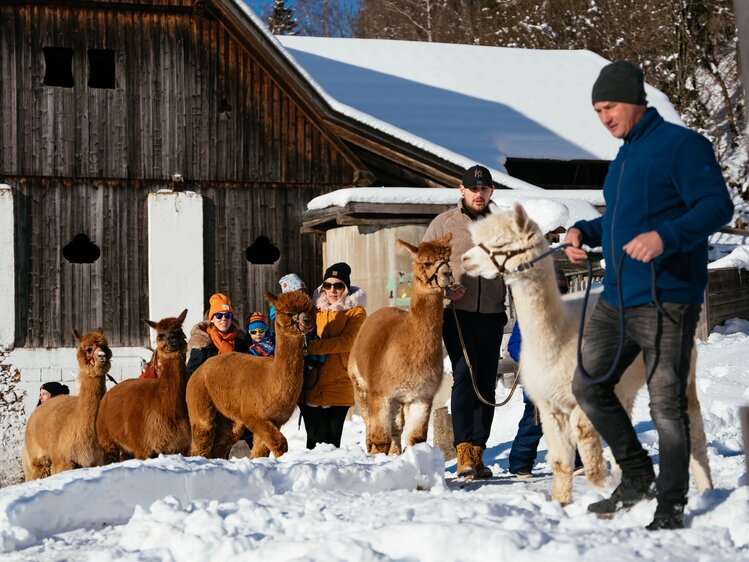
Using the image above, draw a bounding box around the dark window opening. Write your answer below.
[63,233,101,264]
[246,236,280,264]
[43,47,74,88]
[88,49,116,89]
[218,98,232,114]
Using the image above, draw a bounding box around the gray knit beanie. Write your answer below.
[591,61,647,106]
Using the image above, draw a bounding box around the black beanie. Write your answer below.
[323,262,351,291]
[41,381,70,396]
[591,61,647,106]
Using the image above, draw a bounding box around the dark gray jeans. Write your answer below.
[571,298,701,507]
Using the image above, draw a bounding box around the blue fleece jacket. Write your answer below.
[573,108,733,307]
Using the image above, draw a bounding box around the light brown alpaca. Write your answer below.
[96,309,190,461]
[22,329,112,480]
[349,235,454,455]
[462,203,713,505]
[187,291,314,459]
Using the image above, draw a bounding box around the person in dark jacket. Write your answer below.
[564,61,734,530]
[37,381,70,406]
[186,293,250,376]
[423,165,508,479]
[507,270,582,478]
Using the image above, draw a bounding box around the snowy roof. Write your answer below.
[304,187,602,232]
[279,36,684,168]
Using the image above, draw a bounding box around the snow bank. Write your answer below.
[0,443,444,553]
[708,245,749,270]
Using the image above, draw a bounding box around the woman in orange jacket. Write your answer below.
[303,262,366,449]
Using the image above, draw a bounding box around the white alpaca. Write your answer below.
[462,203,712,505]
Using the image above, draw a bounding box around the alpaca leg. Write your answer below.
[403,399,431,448]
[247,419,288,458]
[190,419,216,458]
[210,415,238,459]
[24,451,51,481]
[366,393,392,455]
[686,363,713,490]
[539,407,575,506]
[251,439,271,459]
[570,406,607,487]
[51,457,75,475]
[388,402,405,455]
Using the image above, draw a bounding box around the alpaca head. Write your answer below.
[396,234,454,291]
[72,328,112,371]
[145,309,188,356]
[265,291,314,335]
[462,203,549,282]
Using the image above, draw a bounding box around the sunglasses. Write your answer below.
[213,312,233,320]
[322,281,346,290]
[249,329,267,335]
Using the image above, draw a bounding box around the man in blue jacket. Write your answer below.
[564,61,733,530]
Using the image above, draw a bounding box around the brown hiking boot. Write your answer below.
[456,443,476,479]
[473,445,493,479]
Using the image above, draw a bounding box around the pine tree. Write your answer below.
[267,0,299,35]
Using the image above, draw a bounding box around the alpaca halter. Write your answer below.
[278,311,311,334]
[476,241,565,276]
[424,259,452,288]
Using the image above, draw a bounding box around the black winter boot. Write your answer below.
[587,474,656,515]
[646,503,685,531]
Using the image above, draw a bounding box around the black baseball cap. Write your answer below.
[462,165,493,189]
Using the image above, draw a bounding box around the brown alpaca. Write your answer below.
[96,309,190,461]
[187,291,315,459]
[22,329,112,480]
[349,235,454,455]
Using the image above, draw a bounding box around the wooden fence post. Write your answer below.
[432,406,456,461]
[741,407,749,484]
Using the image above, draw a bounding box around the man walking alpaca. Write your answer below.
[565,61,733,530]
[423,165,508,479]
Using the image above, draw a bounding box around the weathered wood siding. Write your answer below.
[201,185,327,322]
[0,1,355,186]
[696,267,749,340]
[13,179,150,347]
[1,0,358,348]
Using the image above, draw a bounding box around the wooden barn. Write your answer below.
[0,0,480,359]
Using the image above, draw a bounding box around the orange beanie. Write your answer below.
[208,293,233,319]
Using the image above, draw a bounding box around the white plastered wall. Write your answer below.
[0,184,14,351]
[147,190,204,345]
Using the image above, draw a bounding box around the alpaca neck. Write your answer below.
[273,331,305,389]
[510,266,570,352]
[157,351,188,409]
[76,364,106,424]
[407,283,445,349]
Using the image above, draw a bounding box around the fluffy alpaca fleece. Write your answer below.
[22,329,112,480]
[187,291,315,459]
[462,203,712,505]
[97,310,190,461]
[349,235,454,454]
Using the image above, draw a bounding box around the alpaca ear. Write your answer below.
[513,203,529,231]
[439,232,453,244]
[265,291,278,307]
[144,319,158,329]
[176,308,188,324]
[395,239,418,257]
[72,328,82,341]
[96,327,104,335]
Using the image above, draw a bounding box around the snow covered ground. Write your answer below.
[1,321,748,561]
